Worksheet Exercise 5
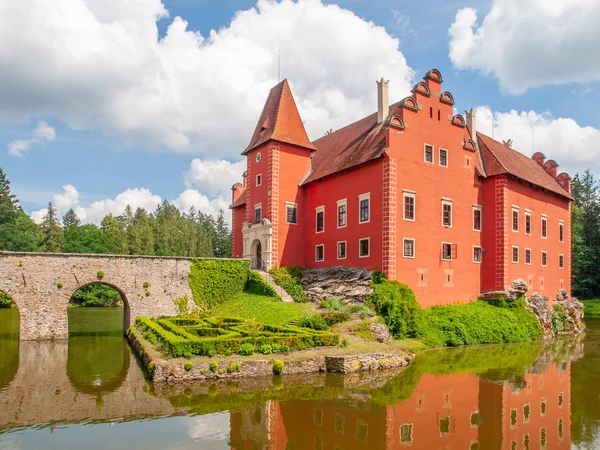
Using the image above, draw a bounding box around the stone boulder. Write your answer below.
[369,323,392,343]
[301,266,373,303]
[555,298,585,334]
[526,293,553,335]
[479,279,528,302]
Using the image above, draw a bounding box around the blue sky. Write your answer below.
[2,0,599,224]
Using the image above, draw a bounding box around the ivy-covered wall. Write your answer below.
[188,259,251,309]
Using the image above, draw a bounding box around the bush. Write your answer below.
[97,270,105,279]
[321,312,350,326]
[143,281,151,289]
[270,266,308,303]
[372,269,386,284]
[297,315,329,330]
[552,304,569,334]
[273,360,284,375]
[259,344,273,354]
[0,292,12,308]
[245,271,280,298]
[238,343,255,356]
[184,362,193,371]
[209,362,218,373]
[56,281,64,289]
[227,363,240,373]
[340,339,349,347]
[320,297,344,310]
[189,259,250,309]
[366,281,421,339]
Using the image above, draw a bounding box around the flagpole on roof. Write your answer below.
[278,49,281,83]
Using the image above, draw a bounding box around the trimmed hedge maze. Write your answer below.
[136,316,340,358]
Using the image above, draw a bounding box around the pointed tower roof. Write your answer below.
[242,79,316,154]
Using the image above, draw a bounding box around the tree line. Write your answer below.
[0,168,231,258]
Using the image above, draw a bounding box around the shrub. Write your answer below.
[147,361,155,376]
[366,281,421,339]
[227,363,240,373]
[322,312,350,326]
[56,281,64,289]
[297,315,329,330]
[320,297,344,310]
[188,259,250,309]
[97,270,105,279]
[349,305,364,313]
[143,281,151,289]
[552,304,569,334]
[0,291,12,308]
[145,290,151,297]
[273,360,284,375]
[184,362,193,371]
[258,344,273,354]
[341,339,349,347]
[372,269,386,284]
[238,343,255,356]
[270,266,308,303]
[245,271,280,298]
[174,294,191,316]
[209,362,218,373]
[279,344,290,352]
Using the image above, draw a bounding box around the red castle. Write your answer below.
[230,69,572,307]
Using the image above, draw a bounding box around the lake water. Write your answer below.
[0,307,598,449]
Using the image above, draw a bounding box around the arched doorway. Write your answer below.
[251,239,263,270]
[0,290,19,390]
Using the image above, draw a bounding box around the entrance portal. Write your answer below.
[252,240,263,270]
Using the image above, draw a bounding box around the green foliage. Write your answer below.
[258,344,273,354]
[371,269,386,284]
[136,316,339,358]
[174,294,191,315]
[270,266,308,303]
[340,339,349,347]
[188,259,250,309]
[62,223,110,254]
[209,362,218,373]
[39,202,63,252]
[417,300,543,347]
[552,304,569,333]
[143,281,151,289]
[298,314,329,330]
[0,291,13,308]
[244,271,280,298]
[321,311,350,326]
[145,290,151,297]
[56,281,64,289]
[581,299,600,316]
[366,281,421,339]
[147,361,155,376]
[227,363,241,373]
[272,360,284,375]
[97,270,105,279]
[70,284,122,307]
[320,297,344,310]
[184,362,193,371]
[238,343,255,356]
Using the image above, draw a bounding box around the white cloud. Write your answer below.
[184,159,246,199]
[172,189,230,220]
[0,0,413,156]
[475,106,600,176]
[7,120,56,156]
[449,1,600,93]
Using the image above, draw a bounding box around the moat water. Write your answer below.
[0,308,599,449]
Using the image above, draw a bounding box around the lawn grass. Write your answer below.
[581,299,600,316]
[209,292,313,326]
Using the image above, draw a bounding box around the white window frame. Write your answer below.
[439,148,448,168]
[473,205,482,232]
[525,210,532,236]
[285,202,298,225]
[441,242,452,261]
[442,198,453,228]
[315,244,325,262]
[359,237,370,258]
[358,193,370,224]
[424,143,434,164]
[256,173,262,187]
[525,248,532,265]
[541,215,548,239]
[337,199,347,229]
[337,241,347,260]
[559,221,565,243]
[472,245,482,264]
[512,206,520,232]
[315,206,325,234]
[403,190,416,222]
[254,203,262,224]
[541,251,548,267]
[559,254,564,269]
[403,238,415,259]
[512,246,519,263]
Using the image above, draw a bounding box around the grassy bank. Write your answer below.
[581,299,600,316]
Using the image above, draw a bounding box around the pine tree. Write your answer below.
[0,168,19,224]
[0,168,38,251]
[101,214,125,254]
[213,210,231,258]
[62,208,81,228]
[39,202,63,252]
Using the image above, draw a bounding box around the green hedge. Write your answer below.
[245,271,280,298]
[0,292,13,309]
[366,280,421,339]
[188,259,250,309]
[136,316,339,358]
[270,266,308,303]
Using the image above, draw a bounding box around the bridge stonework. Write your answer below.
[0,252,199,340]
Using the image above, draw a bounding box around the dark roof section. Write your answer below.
[478,133,573,200]
[243,79,316,154]
[229,189,247,209]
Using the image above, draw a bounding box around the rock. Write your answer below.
[556,289,569,302]
[555,297,585,334]
[369,323,392,343]
[479,290,507,301]
[325,353,410,373]
[507,279,528,300]
[301,266,373,303]
[527,293,553,335]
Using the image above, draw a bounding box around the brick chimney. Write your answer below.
[465,108,476,137]
[377,78,389,124]
[532,152,546,166]
[557,172,571,193]
[242,170,248,187]
[543,159,558,178]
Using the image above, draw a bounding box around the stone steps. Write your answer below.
[255,270,294,303]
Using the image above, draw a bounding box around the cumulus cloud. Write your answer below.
[0,0,414,156]
[449,1,600,93]
[7,120,56,156]
[184,159,246,199]
[475,106,600,176]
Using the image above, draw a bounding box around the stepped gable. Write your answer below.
[478,133,573,200]
[243,79,316,154]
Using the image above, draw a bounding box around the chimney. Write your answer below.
[465,108,476,137]
[377,78,390,124]
[557,173,571,193]
[532,152,546,166]
[242,170,248,187]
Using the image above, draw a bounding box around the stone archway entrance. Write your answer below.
[242,220,273,271]
[254,240,262,269]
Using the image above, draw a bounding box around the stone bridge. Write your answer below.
[0,251,226,340]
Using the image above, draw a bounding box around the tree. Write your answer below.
[101,214,125,254]
[213,210,232,258]
[62,224,109,254]
[0,168,19,225]
[62,208,81,228]
[39,202,63,252]
[0,210,38,252]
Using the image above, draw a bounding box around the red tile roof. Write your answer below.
[229,189,247,209]
[478,133,572,200]
[243,79,316,154]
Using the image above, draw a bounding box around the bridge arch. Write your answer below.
[69,281,131,332]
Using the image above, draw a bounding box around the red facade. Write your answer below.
[230,69,572,307]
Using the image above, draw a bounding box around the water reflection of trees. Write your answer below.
[0,307,19,390]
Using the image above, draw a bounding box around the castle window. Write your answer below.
[559,254,564,269]
[525,248,532,265]
[403,238,415,258]
[473,246,482,263]
[512,246,519,263]
[442,242,452,261]
[424,144,434,163]
[541,428,547,448]
[337,241,347,260]
[359,238,370,258]
[541,251,547,267]
[541,398,547,416]
[359,193,370,223]
[403,191,416,221]
[337,199,347,228]
[439,149,448,167]
[559,221,564,242]
[510,409,518,428]
[559,418,564,439]
[512,207,519,232]
[286,203,298,224]
[314,436,323,450]
[355,420,368,443]
[439,417,451,435]
[316,206,324,233]
[254,205,262,224]
[400,424,413,444]
[525,211,532,235]
[558,392,564,407]
[315,244,324,262]
[524,404,531,423]
[473,205,482,231]
[256,174,262,187]
[470,411,481,428]
[314,408,323,426]
[442,199,452,227]
[334,414,345,435]
[541,215,548,238]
